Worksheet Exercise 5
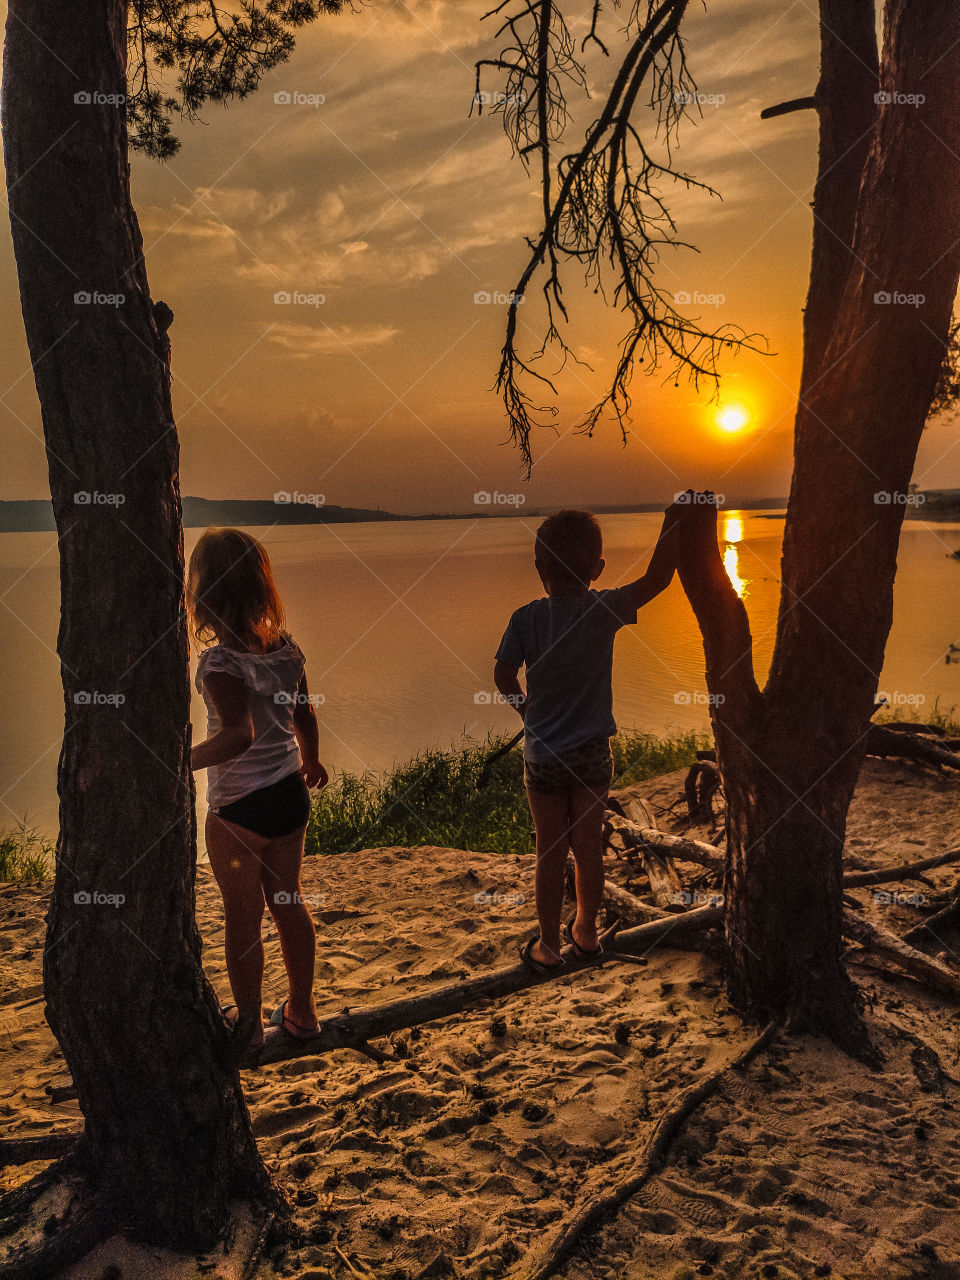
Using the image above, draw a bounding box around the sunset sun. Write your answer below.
[716,405,750,434]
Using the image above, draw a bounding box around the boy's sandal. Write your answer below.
[519,937,566,977]
[561,915,604,960]
[269,999,321,1041]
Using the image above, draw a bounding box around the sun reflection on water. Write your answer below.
[722,514,748,598]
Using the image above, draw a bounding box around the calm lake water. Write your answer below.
[2,510,959,842]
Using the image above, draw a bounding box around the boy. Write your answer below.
[494,505,681,973]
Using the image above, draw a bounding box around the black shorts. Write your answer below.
[523,735,614,796]
[213,770,311,839]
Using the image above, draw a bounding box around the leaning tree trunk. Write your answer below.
[680,0,960,1038]
[2,0,277,1254]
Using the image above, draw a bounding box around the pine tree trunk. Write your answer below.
[680,0,960,1032]
[2,0,277,1248]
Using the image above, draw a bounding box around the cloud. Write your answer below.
[267,320,400,357]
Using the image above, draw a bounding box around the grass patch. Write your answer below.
[305,729,708,858]
[0,820,53,884]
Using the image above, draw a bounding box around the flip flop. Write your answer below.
[519,937,566,977]
[561,914,604,960]
[269,999,321,1040]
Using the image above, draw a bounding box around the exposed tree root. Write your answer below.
[512,1021,780,1280]
[0,1131,79,1169]
[683,757,722,821]
[0,1160,116,1280]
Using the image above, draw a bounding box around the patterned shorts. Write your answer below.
[523,735,614,796]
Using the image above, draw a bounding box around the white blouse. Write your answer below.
[195,634,307,807]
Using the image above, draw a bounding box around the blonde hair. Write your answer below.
[187,528,285,651]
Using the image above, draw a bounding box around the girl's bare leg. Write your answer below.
[261,824,319,1030]
[526,787,573,965]
[205,812,269,1042]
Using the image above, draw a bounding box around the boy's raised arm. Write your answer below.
[623,498,687,610]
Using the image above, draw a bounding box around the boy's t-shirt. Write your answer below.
[495,586,638,760]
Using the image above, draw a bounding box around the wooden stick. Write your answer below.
[902,893,960,947]
[603,810,722,869]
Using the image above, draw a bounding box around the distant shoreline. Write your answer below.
[0,495,791,533]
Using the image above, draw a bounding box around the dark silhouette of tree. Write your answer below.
[0,0,339,1273]
[483,0,960,1043]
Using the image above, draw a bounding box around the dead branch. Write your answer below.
[842,909,960,1000]
[603,809,722,869]
[902,891,960,949]
[514,1020,779,1280]
[0,1131,79,1169]
[684,758,721,820]
[842,847,960,888]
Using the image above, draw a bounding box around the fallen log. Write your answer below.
[842,909,960,1000]
[603,811,722,870]
[255,906,722,1067]
[602,879,671,923]
[0,1131,80,1169]
[864,723,960,771]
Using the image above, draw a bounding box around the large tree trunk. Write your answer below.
[681,0,960,1035]
[2,0,277,1251]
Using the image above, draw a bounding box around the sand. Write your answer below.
[1,757,959,1280]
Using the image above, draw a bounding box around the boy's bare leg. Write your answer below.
[567,785,607,952]
[526,787,572,965]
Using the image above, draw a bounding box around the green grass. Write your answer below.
[0,820,54,884]
[304,729,709,858]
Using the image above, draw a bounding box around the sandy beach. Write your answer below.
[2,756,959,1280]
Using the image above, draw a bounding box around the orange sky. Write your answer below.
[1,0,957,513]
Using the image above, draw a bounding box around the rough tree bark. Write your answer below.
[679,0,960,1037]
[2,0,278,1257]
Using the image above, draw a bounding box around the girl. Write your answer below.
[189,528,328,1057]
